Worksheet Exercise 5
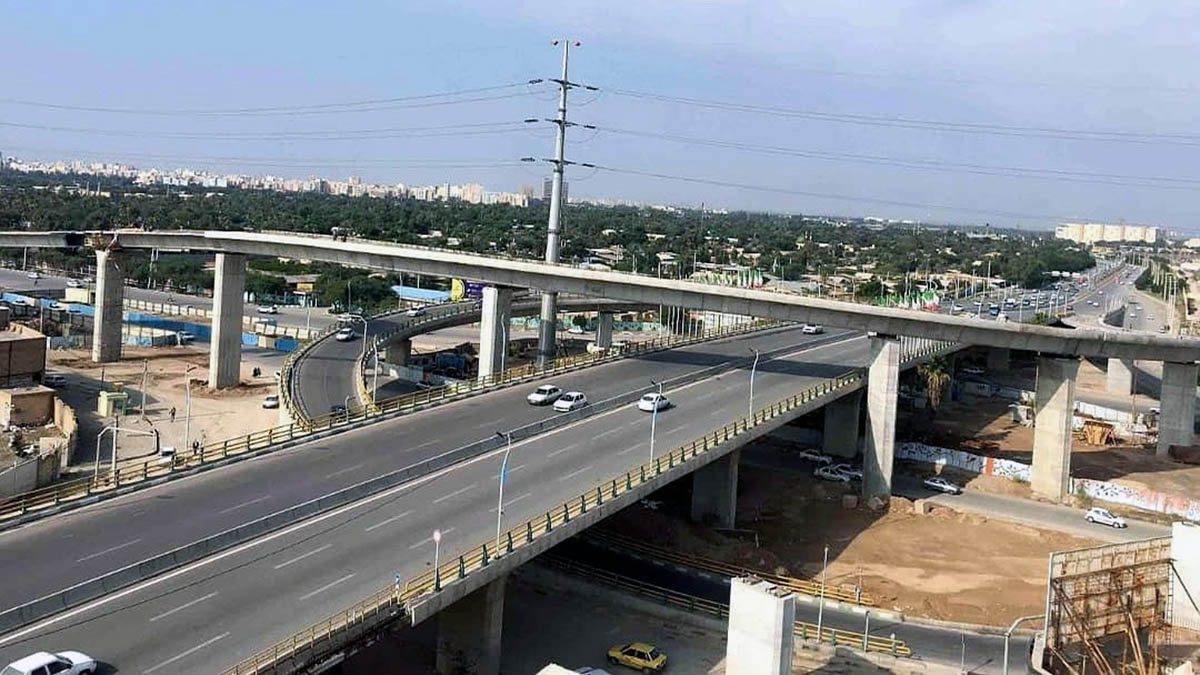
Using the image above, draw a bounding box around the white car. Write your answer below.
[831,463,863,481]
[256,304,278,314]
[951,304,964,313]
[335,327,356,342]
[637,392,670,412]
[262,394,280,409]
[3,651,97,675]
[65,279,82,288]
[814,465,851,483]
[923,476,962,494]
[177,331,195,344]
[795,448,832,465]
[25,271,39,280]
[801,323,824,335]
[1085,506,1127,528]
[43,374,67,387]
[405,306,427,317]
[553,391,588,412]
[526,384,563,405]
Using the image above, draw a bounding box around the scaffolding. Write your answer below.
[1045,537,1174,674]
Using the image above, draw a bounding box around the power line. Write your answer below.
[0,81,544,117]
[602,87,1200,145]
[0,119,531,141]
[590,163,1103,222]
[596,125,1200,191]
[1,146,525,170]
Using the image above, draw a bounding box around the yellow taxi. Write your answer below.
[606,641,667,672]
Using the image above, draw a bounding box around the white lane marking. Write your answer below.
[489,492,532,513]
[595,427,623,439]
[433,483,476,504]
[298,573,356,602]
[408,527,456,550]
[272,544,332,570]
[323,464,363,480]
[75,538,143,563]
[494,464,526,480]
[409,439,439,452]
[148,592,218,623]
[363,510,414,533]
[143,632,229,673]
[617,445,641,455]
[558,465,594,483]
[216,495,272,515]
[547,442,580,458]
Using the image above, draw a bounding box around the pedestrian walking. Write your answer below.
[169,406,176,423]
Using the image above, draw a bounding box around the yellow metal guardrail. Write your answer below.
[539,554,911,657]
[220,338,955,673]
[583,529,875,607]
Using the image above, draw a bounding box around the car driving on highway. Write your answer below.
[922,476,962,494]
[405,306,427,317]
[553,391,588,412]
[814,465,850,482]
[25,271,39,280]
[65,279,82,288]
[1084,506,1126,528]
[801,323,824,334]
[637,392,670,412]
[335,327,356,342]
[527,384,563,405]
[256,304,278,314]
[3,650,97,675]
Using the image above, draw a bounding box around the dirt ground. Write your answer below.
[601,453,1100,627]
[46,345,286,468]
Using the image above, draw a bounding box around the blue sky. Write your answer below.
[2,1,1198,231]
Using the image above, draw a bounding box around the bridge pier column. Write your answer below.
[1106,357,1135,395]
[436,574,505,675]
[209,252,246,390]
[863,334,900,502]
[595,311,614,349]
[536,292,557,368]
[478,286,513,380]
[726,577,795,675]
[1032,355,1078,501]
[822,390,861,459]
[1158,361,1198,457]
[690,449,739,528]
[987,347,1010,372]
[386,338,411,367]
[91,250,124,363]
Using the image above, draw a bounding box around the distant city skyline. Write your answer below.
[1,2,1198,230]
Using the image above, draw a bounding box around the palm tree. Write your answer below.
[917,356,951,416]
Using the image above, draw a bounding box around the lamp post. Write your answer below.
[495,431,512,554]
[183,365,197,454]
[748,348,760,418]
[816,543,829,639]
[432,529,443,591]
[95,426,160,479]
[648,380,664,465]
[1002,614,1042,675]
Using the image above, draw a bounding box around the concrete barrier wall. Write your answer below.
[53,397,78,467]
[0,458,39,498]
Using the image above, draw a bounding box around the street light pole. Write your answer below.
[184,365,197,453]
[816,543,828,639]
[648,380,663,465]
[432,529,442,591]
[1002,614,1042,675]
[495,431,512,554]
[748,348,760,418]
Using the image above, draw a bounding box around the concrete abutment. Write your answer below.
[478,286,513,380]
[91,250,124,363]
[436,574,505,675]
[209,252,246,390]
[690,449,739,529]
[862,335,900,501]
[1159,361,1198,457]
[1031,355,1078,501]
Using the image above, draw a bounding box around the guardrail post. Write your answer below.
[481,544,489,567]
[545,513,552,533]
[527,521,534,543]
[457,556,465,579]
[506,531,514,554]
[640,466,646,483]
[562,503,570,523]
[801,624,808,640]
[579,495,587,514]
[596,486,603,506]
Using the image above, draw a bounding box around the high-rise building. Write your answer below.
[1055,222,1158,245]
[542,177,568,203]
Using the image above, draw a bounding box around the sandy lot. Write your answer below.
[600,452,1100,626]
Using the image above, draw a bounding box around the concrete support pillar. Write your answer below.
[1032,355,1079,501]
[436,575,505,675]
[822,390,861,459]
[1158,361,1198,457]
[386,338,412,367]
[1106,358,1135,396]
[690,449,739,528]
[209,253,246,390]
[595,311,614,349]
[478,286,513,380]
[91,250,124,363]
[863,335,900,501]
[726,577,795,675]
[987,347,1010,372]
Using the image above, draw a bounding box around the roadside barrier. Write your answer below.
[538,554,911,657]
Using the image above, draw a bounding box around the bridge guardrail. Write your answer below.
[539,554,910,656]
[220,337,970,675]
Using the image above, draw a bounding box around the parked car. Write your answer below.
[637,392,670,412]
[25,272,39,280]
[405,306,427,317]
[177,331,195,344]
[951,303,964,313]
[553,391,588,412]
[262,394,280,409]
[831,463,863,481]
[922,476,962,494]
[3,651,97,675]
[65,279,82,288]
[961,365,985,376]
[795,448,832,465]
[256,304,278,314]
[607,642,667,672]
[42,374,67,387]
[526,384,563,405]
[801,323,824,335]
[1084,506,1126,528]
[335,327,356,342]
[814,465,851,482]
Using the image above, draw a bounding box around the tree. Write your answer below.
[917,357,951,417]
